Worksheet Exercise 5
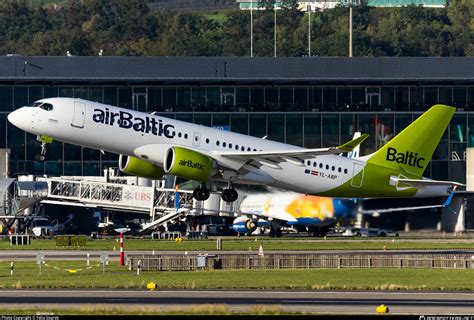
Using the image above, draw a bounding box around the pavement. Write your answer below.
[0,289,473,314]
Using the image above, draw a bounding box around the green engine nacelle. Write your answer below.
[164,147,212,182]
[119,155,165,180]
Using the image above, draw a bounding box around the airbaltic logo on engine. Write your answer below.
[179,159,205,170]
[386,147,425,169]
[92,108,175,138]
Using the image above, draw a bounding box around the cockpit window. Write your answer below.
[39,103,53,111]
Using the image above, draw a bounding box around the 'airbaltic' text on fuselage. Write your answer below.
[179,159,205,170]
[386,147,425,169]
[92,108,175,138]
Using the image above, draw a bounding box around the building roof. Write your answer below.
[0,56,473,85]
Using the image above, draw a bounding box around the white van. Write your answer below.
[29,218,53,237]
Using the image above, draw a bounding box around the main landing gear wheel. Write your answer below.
[193,184,210,201]
[269,227,282,238]
[221,181,238,203]
[221,188,238,203]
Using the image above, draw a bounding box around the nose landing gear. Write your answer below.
[34,135,52,162]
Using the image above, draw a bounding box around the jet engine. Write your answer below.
[119,155,165,180]
[163,146,212,182]
[232,217,258,234]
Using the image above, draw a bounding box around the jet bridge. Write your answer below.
[0,178,48,234]
[38,177,205,231]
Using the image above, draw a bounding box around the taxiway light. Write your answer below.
[147,282,158,290]
[376,304,389,314]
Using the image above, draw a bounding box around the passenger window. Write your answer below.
[248,148,252,151]
[241,146,245,151]
[338,167,342,173]
[319,163,323,169]
[313,162,317,167]
[178,132,182,138]
[223,142,227,147]
[307,161,311,166]
[205,138,210,144]
[40,103,53,111]
[344,169,348,174]
[325,165,329,170]
[235,145,239,150]
[229,143,233,149]
[331,166,335,171]
[184,133,188,139]
[216,141,220,146]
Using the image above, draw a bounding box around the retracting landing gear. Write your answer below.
[35,135,52,162]
[35,141,47,162]
[193,183,210,201]
[221,182,238,203]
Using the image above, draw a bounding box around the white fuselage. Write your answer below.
[7,98,448,198]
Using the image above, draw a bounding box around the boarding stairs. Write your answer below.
[139,208,190,232]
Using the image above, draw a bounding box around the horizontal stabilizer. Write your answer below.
[391,177,465,188]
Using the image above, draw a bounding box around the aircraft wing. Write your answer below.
[188,207,295,222]
[360,204,446,215]
[390,177,465,188]
[212,134,369,167]
[361,183,459,215]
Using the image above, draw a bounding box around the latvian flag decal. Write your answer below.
[304,169,318,176]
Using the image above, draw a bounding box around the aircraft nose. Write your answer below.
[7,109,21,127]
[7,108,29,131]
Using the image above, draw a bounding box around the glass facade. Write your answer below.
[2,84,472,182]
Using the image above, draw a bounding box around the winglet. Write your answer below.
[337,134,369,152]
[443,185,457,214]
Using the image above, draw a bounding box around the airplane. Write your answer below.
[7,98,464,204]
[229,190,452,237]
[231,192,356,237]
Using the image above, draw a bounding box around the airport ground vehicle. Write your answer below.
[27,217,53,237]
[341,227,399,237]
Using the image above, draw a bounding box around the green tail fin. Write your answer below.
[368,104,456,177]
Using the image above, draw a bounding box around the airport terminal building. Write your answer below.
[0,56,473,182]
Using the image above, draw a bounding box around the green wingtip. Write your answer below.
[338,133,369,152]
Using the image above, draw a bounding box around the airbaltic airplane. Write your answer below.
[7,98,463,202]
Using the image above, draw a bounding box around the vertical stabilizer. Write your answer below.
[367,104,455,177]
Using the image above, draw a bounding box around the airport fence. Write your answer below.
[128,252,474,271]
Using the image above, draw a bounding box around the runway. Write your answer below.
[2,249,474,261]
[0,289,473,314]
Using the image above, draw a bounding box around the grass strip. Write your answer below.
[0,260,474,291]
[1,238,474,251]
[0,305,301,315]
